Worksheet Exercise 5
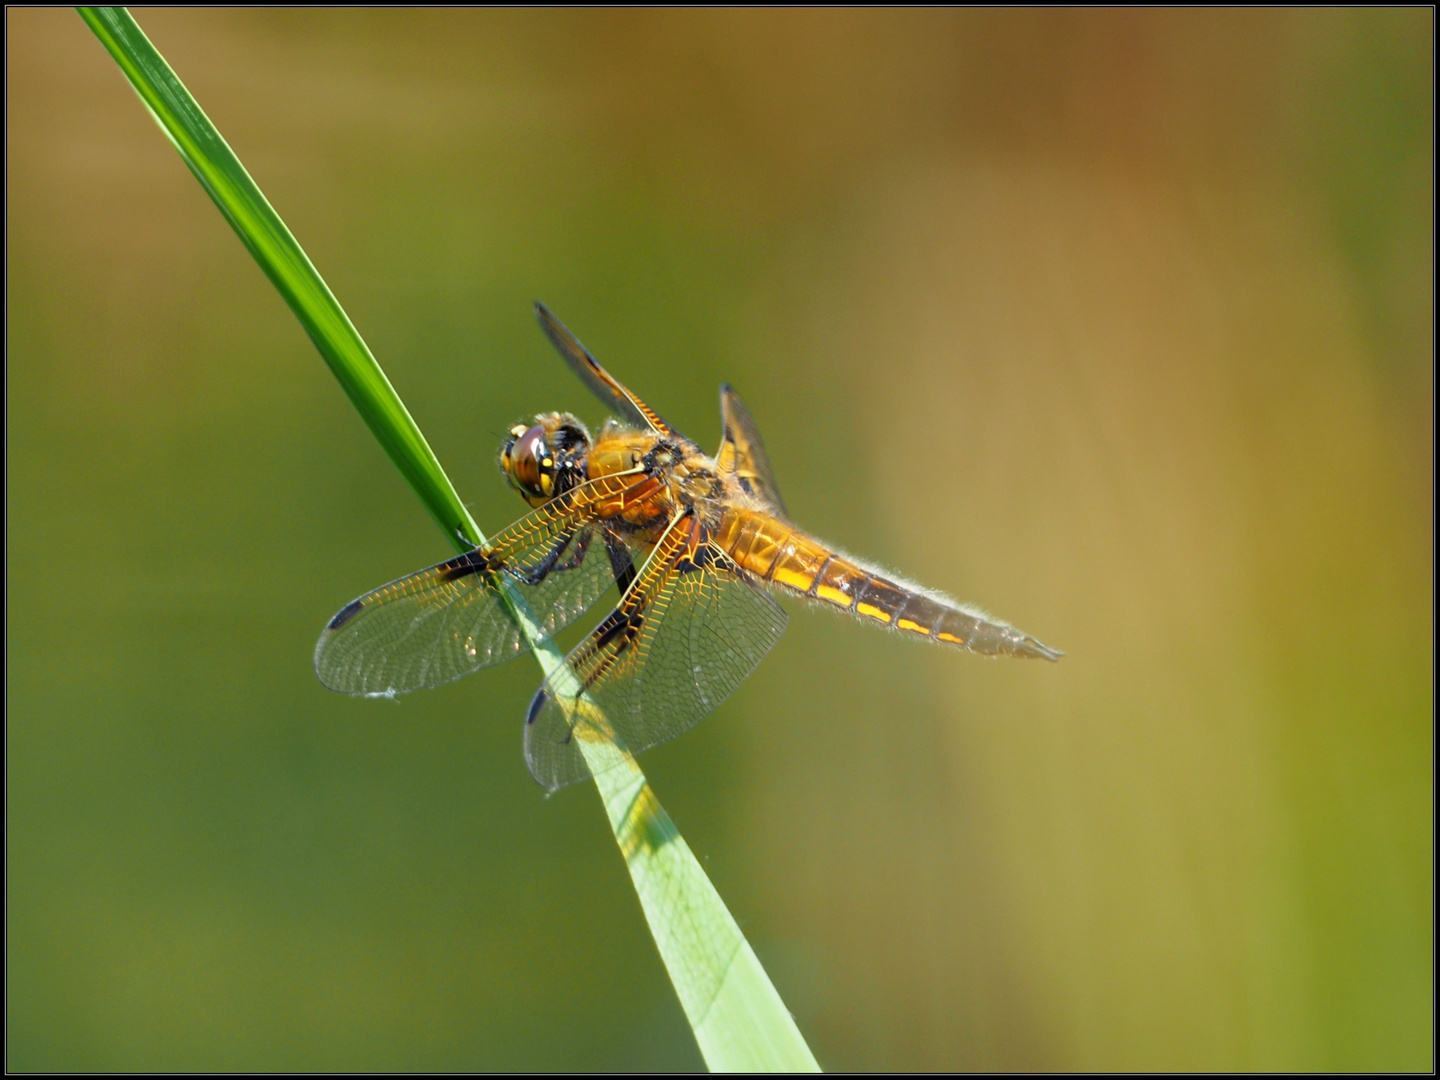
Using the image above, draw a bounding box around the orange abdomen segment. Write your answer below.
[715,509,1061,660]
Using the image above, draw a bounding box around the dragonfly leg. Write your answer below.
[549,528,593,574]
[603,529,637,596]
[508,528,589,586]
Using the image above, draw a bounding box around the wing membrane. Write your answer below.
[534,301,673,434]
[524,513,788,789]
[715,383,788,518]
[315,474,649,696]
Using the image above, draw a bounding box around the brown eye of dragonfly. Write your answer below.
[505,424,552,500]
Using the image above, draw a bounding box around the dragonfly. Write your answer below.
[316,303,1061,790]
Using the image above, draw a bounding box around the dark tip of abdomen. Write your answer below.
[1014,628,1064,660]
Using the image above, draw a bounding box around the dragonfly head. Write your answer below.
[501,412,591,507]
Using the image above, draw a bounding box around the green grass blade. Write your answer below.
[595,761,822,1070]
[77,7,819,1071]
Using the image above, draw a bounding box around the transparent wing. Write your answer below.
[524,514,788,790]
[534,301,674,434]
[315,525,619,697]
[315,473,650,696]
[715,383,788,518]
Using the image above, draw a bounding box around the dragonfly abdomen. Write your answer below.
[717,509,1061,661]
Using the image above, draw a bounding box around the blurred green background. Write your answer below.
[6,8,1432,1071]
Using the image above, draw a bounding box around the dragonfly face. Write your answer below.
[316,302,1062,791]
[500,412,592,507]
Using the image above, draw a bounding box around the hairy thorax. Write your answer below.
[585,421,734,539]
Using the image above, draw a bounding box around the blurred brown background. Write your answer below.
[6,8,1432,1071]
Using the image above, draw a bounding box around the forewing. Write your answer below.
[524,520,788,790]
[315,526,619,696]
[715,383,788,518]
[534,301,673,434]
[316,473,651,696]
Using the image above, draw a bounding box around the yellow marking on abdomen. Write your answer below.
[896,618,929,634]
[937,631,965,645]
[815,584,852,607]
[855,602,892,623]
[771,565,817,593]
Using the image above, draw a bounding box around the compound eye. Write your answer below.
[506,424,551,499]
[500,424,528,474]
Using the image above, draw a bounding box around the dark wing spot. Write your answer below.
[594,610,644,652]
[439,550,493,582]
[327,598,365,630]
[525,688,548,726]
[675,545,716,575]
